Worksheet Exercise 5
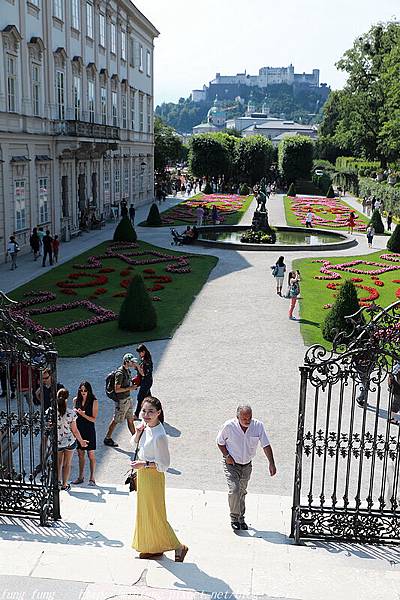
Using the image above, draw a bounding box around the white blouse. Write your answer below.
[132,423,170,472]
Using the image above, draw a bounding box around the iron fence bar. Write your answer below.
[342,375,357,509]
[319,381,333,508]
[15,361,24,484]
[290,366,309,542]
[331,376,345,508]
[50,356,60,520]
[307,385,320,507]
[391,426,400,511]
[379,388,395,511]
[366,376,383,512]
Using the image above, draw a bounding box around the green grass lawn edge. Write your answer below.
[9,239,218,358]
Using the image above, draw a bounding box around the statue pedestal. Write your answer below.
[252,210,269,230]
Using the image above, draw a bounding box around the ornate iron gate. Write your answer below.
[0,292,60,525]
[291,303,400,544]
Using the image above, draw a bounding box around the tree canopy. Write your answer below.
[317,21,400,166]
[154,116,185,174]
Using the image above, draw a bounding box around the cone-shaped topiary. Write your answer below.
[287,183,296,197]
[239,183,250,195]
[118,274,157,332]
[387,224,400,252]
[326,185,335,198]
[322,280,361,342]
[146,202,162,227]
[369,209,385,234]
[203,182,213,194]
[113,217,137,242]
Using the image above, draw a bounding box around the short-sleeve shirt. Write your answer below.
[58,408,76,449]
[216,418,270,465]
[115,366,131,400]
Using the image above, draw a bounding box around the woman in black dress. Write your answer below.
[133,344,153,419]
[72,381,98,486]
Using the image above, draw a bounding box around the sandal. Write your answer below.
[88,480,96,486]
[139,552,163,559]
[175,545,188,563]
[390,419,399,425]
[61,483,71,491]
[72,477,84,485]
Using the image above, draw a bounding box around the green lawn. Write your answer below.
[140,193,254,227]
[283,195,369,231]
[10,240,218,357]
[293,249,400,348]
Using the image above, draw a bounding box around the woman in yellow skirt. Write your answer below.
[131,396,188,561]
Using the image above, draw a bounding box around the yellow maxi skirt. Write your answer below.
[132,467,181,554]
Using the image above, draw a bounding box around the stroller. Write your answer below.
[171,228,184,246]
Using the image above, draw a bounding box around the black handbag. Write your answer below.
[125,430,144,492]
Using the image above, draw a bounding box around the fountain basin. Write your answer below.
[195,225,357,251]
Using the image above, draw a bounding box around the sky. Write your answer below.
[134,0,399,106]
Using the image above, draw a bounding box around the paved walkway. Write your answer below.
[1,486,399,600]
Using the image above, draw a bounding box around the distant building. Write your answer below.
[241,120,317,146]
[192,64,324,103]
[192,96,227,134]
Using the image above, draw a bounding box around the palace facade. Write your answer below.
[0,0,159,255]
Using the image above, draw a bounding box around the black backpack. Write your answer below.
[105,371,118,401]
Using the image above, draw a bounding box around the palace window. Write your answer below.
[32,64,40,116]
[122,94,127,129]
[88,79,95,122]
[53,0,63,20]
[56,70,65,119]
[146,50,151,77]
[110,23,116,54]
[129,37,134,67]
[139,93,144,132]
[86,2,93,38]
[38,178,49,223]
[124,164,129,194]
[99,13,105,46]
[7,56,17,112]
[104,163,110,195]
[147,96,151,132]
[101,86,107,124]
[71,0,80,29]
[130,90,135,129]
[121,31,126,61]
[15,180,26,231]
[112,91,118,127]
[73,75,81,120]
[139,45,143,71]
[114,162,120,194]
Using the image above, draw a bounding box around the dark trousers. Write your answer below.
[42,249,53,266]
[135,384,152,417]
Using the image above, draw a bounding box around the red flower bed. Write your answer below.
[57,273,108,289]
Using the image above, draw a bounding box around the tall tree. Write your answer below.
[278,136,314,184]
[154,116,184,174]
[189,133,232,179]
[236,136,274,184]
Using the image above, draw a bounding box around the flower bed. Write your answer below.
[284,195,368,231]
[8,240,218,357]
[140,194,254,227]
[292,250,400,349]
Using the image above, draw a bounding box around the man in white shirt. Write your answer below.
[216,405,276,531]
[305,210,313,228]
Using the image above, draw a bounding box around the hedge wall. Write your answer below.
[358,178,400,216]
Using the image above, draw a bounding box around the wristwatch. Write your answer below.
[223,454,230,460]
[145,461,150,468]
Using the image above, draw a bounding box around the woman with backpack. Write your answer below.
[288,270,301,320]
[271,256,286,296]
[7,236,19,271]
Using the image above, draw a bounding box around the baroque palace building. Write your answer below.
[0,0,159,255]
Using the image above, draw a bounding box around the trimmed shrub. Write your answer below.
[287,183,296,197]
[326,185,335,198]
[278,135,314,183]
[369,209,385,234]
[118,274,157,332]
[387,224,400,252]
[146,203,162,227]
[322,281,361,342]
[113,217,138,242]
[203,182,213,194]
[239,183,250,195]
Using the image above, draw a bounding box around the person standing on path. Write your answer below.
[56,388,88,491]
[131,396,189,561]
[104,353,137,447]
[72,381,98,486]
[52,235,60,263]
[42,230,53,267]
[129,204,136,225]
[133,344,153,420]
[212,204,219,225]
[288,270,301,320]
[217,405,276,531]
[272,256,286,296]
[347,211,356,234]
[7,236,19,271]
[196,204,204,226]
[387,211,393,232]
[30,228,40,261]
[37,227,45,256]
[366,224,375,248]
